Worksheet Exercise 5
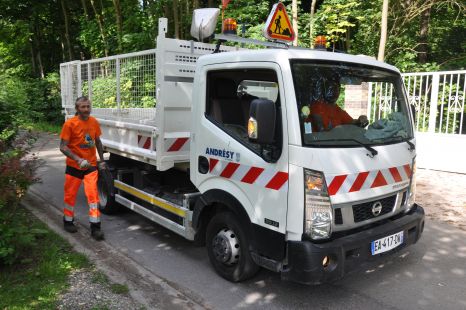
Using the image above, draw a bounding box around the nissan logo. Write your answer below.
[372,202,383,216]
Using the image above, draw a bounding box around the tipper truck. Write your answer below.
[60,10,424,284]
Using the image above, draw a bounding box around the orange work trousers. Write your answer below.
[63,165,101,224]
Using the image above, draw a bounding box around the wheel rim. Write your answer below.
[98,178,108,207]
[212,228,240,266]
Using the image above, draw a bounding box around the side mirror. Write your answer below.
[248,99,276,145]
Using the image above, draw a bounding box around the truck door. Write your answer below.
[192,63,289,238]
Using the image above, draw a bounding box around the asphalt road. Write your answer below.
[29,132,466,310]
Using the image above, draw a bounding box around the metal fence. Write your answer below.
[60,49,157,122]
[366,70,466,135]
[402,70,466,134]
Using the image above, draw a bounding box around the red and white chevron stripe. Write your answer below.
[326,164,412,196]
[138,135,153,150]
[208,158,288,191]
[165,137,189,152]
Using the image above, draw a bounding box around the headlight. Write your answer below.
[304,169,332,240]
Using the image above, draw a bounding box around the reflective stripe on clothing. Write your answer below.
[63,203,75,221]
[89,203,101,223]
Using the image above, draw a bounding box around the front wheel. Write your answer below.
[206,212,259,282]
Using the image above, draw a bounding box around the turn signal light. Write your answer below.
[248,117,258,139]
[223,18,237,35]
[314,35,327,49]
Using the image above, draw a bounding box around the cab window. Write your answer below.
[205,69,282,161]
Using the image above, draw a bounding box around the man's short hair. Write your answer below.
[75,96,90,105]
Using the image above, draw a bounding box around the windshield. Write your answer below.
[291,61,413,147]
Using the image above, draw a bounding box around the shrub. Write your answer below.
[0,131,38,265]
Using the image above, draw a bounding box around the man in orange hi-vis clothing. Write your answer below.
[59,96,107,240]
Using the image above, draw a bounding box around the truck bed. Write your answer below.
[60,18,240,170]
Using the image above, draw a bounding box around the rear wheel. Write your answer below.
[206,212,259,282]
[97,167,119,214]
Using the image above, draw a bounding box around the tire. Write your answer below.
[97,167,119,214]
[206,212,259,282]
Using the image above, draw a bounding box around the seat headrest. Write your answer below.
[214,78,237,99]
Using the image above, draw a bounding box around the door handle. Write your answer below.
[198,156,209,174]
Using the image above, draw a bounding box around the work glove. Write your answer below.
[78,159,91,169]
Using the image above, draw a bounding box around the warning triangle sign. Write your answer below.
[263,2,295,42]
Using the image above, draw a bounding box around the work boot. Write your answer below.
[90,222,104,241]
[63,219,78,233]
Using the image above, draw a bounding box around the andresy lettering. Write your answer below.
[205,147,235,160]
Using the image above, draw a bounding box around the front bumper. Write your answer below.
[281,204,425,285]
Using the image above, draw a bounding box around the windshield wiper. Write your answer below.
[311,138,378,158]
[388,136,415,151]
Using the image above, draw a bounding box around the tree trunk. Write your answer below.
[173,0,180,39]
[292,0,298,46]
[345,29,350,51]
[90,0,109,57]
[33,21,45,78]
[81,0,89,19]
[29,40,36,75]
[37,50,45,79]
[309,0,317,47]
[418,6,431,64]
[377,0,389,61]
[60,36,66,62]
[179,0,184,39]
[193,0,199,10]
[60,0,74,61]
[112,0,123,52]
[208,0,213,8]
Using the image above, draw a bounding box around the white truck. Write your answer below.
[60,13,424,284]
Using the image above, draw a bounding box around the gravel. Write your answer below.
[56,268,144,310]
[416,168,466,232]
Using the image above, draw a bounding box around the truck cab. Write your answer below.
[190,49,424,284]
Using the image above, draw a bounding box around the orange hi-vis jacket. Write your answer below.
[60,116,102,169]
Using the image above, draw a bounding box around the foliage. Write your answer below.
[314,0,362,51]
[81,59,156,109]
[0,132,38,265]
[0,0,464,127]
[0,214,89,309]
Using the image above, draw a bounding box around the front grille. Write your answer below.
[352,195,396,223]
[334,208,343,225]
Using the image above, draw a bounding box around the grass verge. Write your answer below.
[21,121,62,134]
[0,209,90,309]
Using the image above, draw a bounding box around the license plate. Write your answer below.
[371,231,404,255]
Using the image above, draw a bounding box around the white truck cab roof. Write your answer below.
[197,48,400,74]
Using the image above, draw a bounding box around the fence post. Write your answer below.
[116,58,121,117]
[366,82,373,120]
[428,73,440,133]
[87,63,92,101]
[77,63,82,97]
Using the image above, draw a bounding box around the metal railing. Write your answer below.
[367,70,465,135]
[402,70,466,134]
